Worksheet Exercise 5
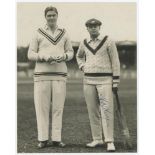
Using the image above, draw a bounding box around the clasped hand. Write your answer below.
[39,53,66,63]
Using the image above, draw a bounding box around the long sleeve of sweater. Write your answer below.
[108,40,120,83]
[64,32,74,61]
[27,32,40,61]
[76,42,86,70]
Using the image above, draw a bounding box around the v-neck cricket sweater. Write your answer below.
[76,36,120,85]
[28,25,74,82]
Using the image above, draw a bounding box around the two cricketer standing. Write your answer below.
[28,6,74,148]
[76,18,120,151]
[28,5,120,151]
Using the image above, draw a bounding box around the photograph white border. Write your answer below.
[1,0,155,155]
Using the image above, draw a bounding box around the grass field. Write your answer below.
[17,77,137,153]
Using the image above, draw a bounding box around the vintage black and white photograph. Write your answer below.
[17,2,137,153]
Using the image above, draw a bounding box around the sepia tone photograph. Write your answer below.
[17,2,137,153]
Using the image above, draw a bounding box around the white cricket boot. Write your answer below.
[107,142,116,152]
[86,140,104,148]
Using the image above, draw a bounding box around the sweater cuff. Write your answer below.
[79,64,85,71]
[64,51,74,61]
[63,53,68,61]
[37,53,45,62]
[113,76,120,83]
[36,54,41,62]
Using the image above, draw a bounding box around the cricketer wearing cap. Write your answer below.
[28,6,74,148]
[76,18,120,151]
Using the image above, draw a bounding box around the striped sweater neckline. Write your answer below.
[38,28,65,45]
[84,35,108,55]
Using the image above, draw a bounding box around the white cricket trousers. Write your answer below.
[84,84,114,142]
[34,80,66,142]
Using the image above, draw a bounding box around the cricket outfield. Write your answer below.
[17,77,137,153]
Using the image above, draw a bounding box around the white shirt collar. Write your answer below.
[87,34,104,43]
[44,24,59,31]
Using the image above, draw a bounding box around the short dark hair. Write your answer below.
[44,6,58,17]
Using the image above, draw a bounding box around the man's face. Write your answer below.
[45,11,58,26]
[87,25,100,37]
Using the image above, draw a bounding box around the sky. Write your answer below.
[17,2,137,46]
